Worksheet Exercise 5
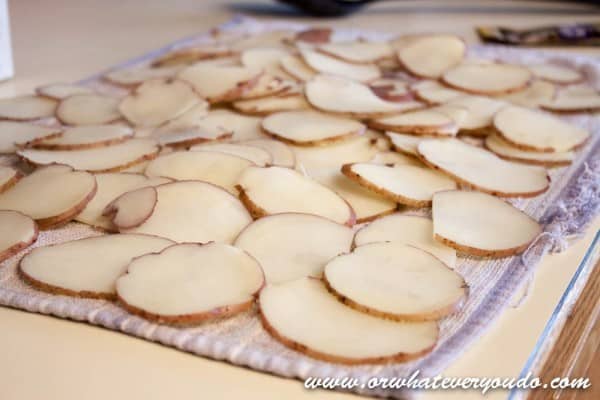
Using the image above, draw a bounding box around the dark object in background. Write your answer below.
[277,0,375,16]
[477,23,600,46]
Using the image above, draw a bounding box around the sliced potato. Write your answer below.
[178,64,262,103]
[324,243,466,320]
[241,47,292,78]
[190,142,271,166]
[75,173,170,230]
[442,63,532,95]
[0,164,96,229]
[0,166,21,193]
[116,243,263,325]
[151,44,232,67]
[242,139,295,167]
[18,139,160,173]
[36,83,94,100]
[541,90,600,113]
[0,210,38,263]
[195,109,264,141]
[262,110,364,146]
[236,166,355,226]
[19,234,173,299]
[530,64,583,84]
[103,186,157,229]
[369,78,411,102]
[0,121,61,153]
[417,139,549,197]
[398,35,465,78]
[104,66,182,87]
[293,135,379,171]
[494,106,589,152]
[446,95,506,134]
[280,55,317,82]
[370,151,421,166]
[232,93,310,115]
[498,80,555,108]
[370,108,457,136]
[231,30,294,51]
[432,190,541,256]
[56,94,121,125]
[342,163,457,206]
[152,102,210,136]
[29,124,134,150]
[412,80,464,104]
[237,74,295,100]
[259,278,438,364]
[299,49,380,82]
[385,132,423,155]
[0,95,57,121]
[124,181,252,243]
[485,134,573,167]
[234,213,353,284]
[318,41,393,64]
[157,127,232,148]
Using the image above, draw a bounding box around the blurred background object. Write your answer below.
[0,0,13,81]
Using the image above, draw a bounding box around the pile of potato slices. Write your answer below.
[0,27,596,365]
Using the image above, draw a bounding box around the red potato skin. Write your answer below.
[0,170,23,194]
[0,211,38,264]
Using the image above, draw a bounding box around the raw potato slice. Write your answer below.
[442,63,532,95]
[75,173,170,230]
[116,243,263,324]
[196,109,264,141]
[157,128,232,148]
[324,243,466,320]
[125,181,252,243]
[104,66,182,87]
[446,95,506,133]
[0,211,38,263]
[262,110,364,146]
[370,151,421,166]
[0,166,21,193]
[293,135,378,171]
[29,124,134,150]
[152,102,210,136]
[178,64,262,103]
[398,35,465,79]
[417,139,549,197]
[190,143,271,166]
[310,168,397,223]
[151,45,232,67]
[234,213,353,284]
[119,79,199,127]
[280,55,317,82]
[241,47,291,74]
[238,74,294,100]
[236,166,355,226]
[0,121,61,153]
[541,92,600,113]
[530,64,583,84]
[342,163,457,206]
[369,78,411,102]
[493,106,589,152]
[412,80,463,104]
[305,75,423,117]
[19,234,173,299]
[318,41,393,64]
[431,104,469,128]
[103,186,157,229]
[0,95,57,121]
[0,164,96,229]
[432,190,542,256]
[499,80,555,108]
[232,94,310,115]
[370,109,457,136]
[299,49,380,82]
[385,132,423,155]
[56,94,121,125]
[354,214,456,268]
[145,150,253,193]
[259,278,438,364]
[36,83,94,100]
[231,30,294,51]
[485,134,573,167]
[18,139,159,173]
[242,139,295,168]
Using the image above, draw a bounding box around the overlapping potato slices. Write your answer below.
[56,94,122,125]
[0,210,38,263]
[0,121,61,153]
[36,83,94,100]
[178,64,262,103]
[397,34,465,78]
[0,95,57,121]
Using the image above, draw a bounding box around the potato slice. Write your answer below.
[318,41,393,64]
[36,83,94,100]
[432,190,542,256]
[234,213,352,284]
[299,49,380,83]
[0,210,38,263]
[237,166,355,226]
[151,45,232,67]
[262,110,364,146]
[541,90,600,113]
[305,75,423,117]
[19,234,173,299]
[0,164,96,228]
[412,80,463,104]
[369,78,411,102]
[104,66,182,87]
[242,139,295,167]
[370,151,421,166]
[145,150,253,193]
[232,93,310,115]
[103,186,157,229]
[231,30,294,51]
[157,127,232,148]
[385,132,422,155]
[237,74,295,100]
[0,166,21,193]
[0,121,61,153]
[29,124,134,150]
[498,80,555,108]
[370,109,457,136]
[124,181,252,243]
[194,109,264,141]
[442,63,532,95]
[0,95,57,121]
[417,139,549,197]
[280,55,317,82]
[56,94,121,125]
[18,138,159,173]
[178,64,262,103]
[119,78,199,127]
[355,214,456,267]
[398,35,465,78]
[293,135,378,171]
[190,142,271,166]
[324,243,466,320]
[342,163,457,206]
[259,278,438,364]
[494,106,589,152]
[241,47,292,77]
[75,173,170,230]
[530,64,583,84]
[309,168,397,223]
[445,95,506,134]
[116,242,263,324]
[485,134,573,167]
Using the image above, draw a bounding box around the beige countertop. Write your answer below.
[1,1,599,399]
